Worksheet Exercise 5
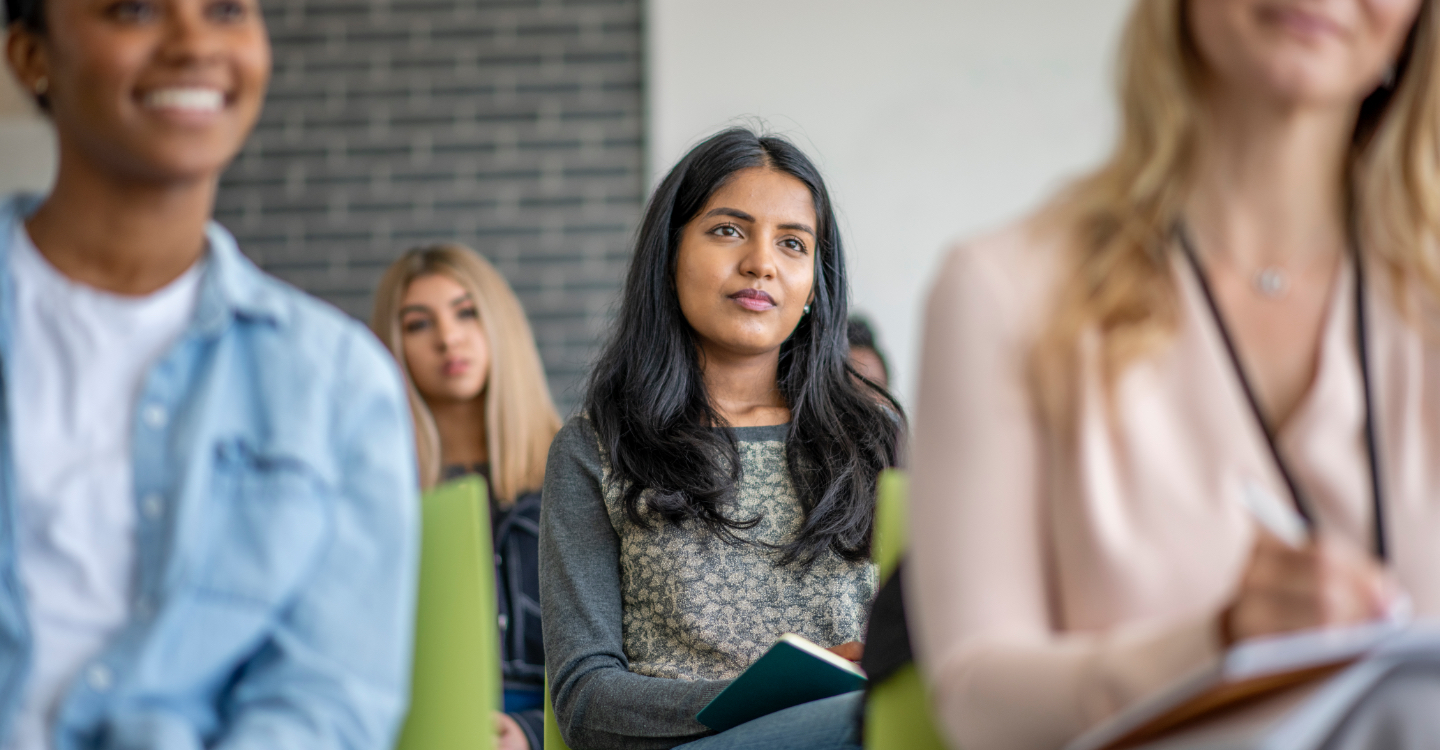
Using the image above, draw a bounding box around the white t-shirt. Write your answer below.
[4,226,203,750]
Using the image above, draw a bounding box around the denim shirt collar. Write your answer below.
[0,193,289,342]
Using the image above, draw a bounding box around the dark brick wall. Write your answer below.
[216,0,644,412]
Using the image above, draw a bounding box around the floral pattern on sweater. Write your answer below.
[599,426,877,681]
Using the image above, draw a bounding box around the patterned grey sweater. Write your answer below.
[539,417,877,750]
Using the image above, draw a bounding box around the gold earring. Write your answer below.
[34,77,48,96]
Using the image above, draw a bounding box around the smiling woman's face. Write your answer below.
[674,167,818,362]
[6,0,271,183]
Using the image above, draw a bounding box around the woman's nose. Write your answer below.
[434,317,462,350]
[158,3,226,66]
[738,239,778,279]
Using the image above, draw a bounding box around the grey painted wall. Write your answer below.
[216,0,645,412]
[0,66,56,195]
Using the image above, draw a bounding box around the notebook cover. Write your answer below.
[1064,621,1407,750]
[696,634,868,732]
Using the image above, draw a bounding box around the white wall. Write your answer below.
[647,0,1133,404]
[0,65,56,195]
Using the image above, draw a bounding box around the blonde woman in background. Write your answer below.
[373,244,561,750]
[910,1,1440,748]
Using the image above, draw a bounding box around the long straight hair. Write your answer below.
[371,244,561,501]
[1035,0,1440,427]
[585,127,903,566]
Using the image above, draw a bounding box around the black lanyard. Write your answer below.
[1175,223,1388,561]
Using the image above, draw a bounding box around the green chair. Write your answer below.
[544,677,573,750]
[864,469,949,750]
[396,476,502,750]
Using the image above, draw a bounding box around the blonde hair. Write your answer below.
[371,244,562,499]
[1035,0,1440,426]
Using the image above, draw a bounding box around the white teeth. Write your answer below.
[144,88,224,113]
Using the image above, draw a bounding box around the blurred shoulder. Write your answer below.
[931,208,1071,310]
[268,282,398,395]
[547,414,605,472]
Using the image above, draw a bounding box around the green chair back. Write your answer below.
[865,469,949,750]
[873,469,910,581]
[544,677,573,750]
[396,476,501,750]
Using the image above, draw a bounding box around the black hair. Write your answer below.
[846,315,889,383]
[584,127,903,566]
[4,0,44,32]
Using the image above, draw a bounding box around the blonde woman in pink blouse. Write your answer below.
[909,1,1440,749]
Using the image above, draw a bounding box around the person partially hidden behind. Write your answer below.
[0,0,419,748]
[845,316,890,392]
[910,1,1440,749]
[372,244,562,750]
[540,128,902,750]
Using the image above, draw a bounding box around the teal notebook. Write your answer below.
[696,633,868,732]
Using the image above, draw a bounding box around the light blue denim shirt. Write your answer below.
[0,194,420,749]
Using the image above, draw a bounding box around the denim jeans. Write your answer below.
[673,691,864,750]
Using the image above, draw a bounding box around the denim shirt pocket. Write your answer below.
[193,439,332,608]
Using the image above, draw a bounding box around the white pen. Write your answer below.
[1243,480,1414,623]
[1241,479,1310,549]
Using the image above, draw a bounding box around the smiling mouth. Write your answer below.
[143,87,225,114]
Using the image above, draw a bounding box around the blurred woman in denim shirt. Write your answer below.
[0,0,419,748]
[373,244,562,750]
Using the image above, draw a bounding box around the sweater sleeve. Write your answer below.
[907,239,1223,750]
[539,418,730,750]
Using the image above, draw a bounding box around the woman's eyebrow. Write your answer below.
[778,222,815,237]
[702,207,814,237]
[701,207,754,222]
[398,304,431,316]
[449,293,474,307]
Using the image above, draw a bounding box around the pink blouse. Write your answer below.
[908,216,1440,750]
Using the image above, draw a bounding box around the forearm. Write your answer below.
[551,660,728,750]
[925,612,1221,750]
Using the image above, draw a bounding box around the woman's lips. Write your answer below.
[442,358,470,377]
[1262,5,1344,40]
[729,288,776,311]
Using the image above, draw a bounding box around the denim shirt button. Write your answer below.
[85,664,113,692]
[141,404,168,429]
[141,493,164,520]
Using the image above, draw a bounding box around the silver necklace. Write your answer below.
[1253,267,1289,297]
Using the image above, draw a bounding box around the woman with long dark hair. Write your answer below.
[540,127,901,750]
